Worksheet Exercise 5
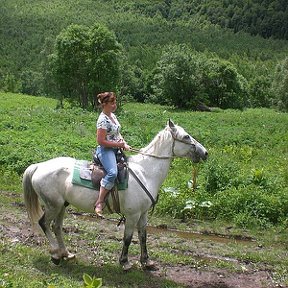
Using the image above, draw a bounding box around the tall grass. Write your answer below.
[1,93,287,227]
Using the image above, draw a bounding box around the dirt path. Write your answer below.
[0,191,286,288]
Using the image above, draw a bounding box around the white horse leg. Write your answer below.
[137,213,156,270]
[119,216,138,270]
[52,204,75,261]
[38,203,70,264]
[38,208,61,263]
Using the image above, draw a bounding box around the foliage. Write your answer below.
[0,93,288,228]
[83,273,102,288]
[272,56,288,111]
[51,23,122,109]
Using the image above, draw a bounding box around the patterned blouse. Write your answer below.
[96,112,121,142]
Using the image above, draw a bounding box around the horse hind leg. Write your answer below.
[38,204,71,264]
[38,209,61,264]
[52,203,75,261]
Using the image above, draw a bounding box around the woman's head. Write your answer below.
[97,92,116,105]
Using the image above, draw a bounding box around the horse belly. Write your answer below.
[65,177,99,213]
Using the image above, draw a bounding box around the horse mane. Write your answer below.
[141,126,172,154]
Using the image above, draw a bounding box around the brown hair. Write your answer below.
[97,92,116,105]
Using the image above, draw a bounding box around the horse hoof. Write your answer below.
[51,257,61,265]
[142,260,157,271]
[122,262,133,271]
[63,252,76,261]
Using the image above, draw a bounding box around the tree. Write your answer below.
[51,23,122,109]
[88,24,123,108]
[272,57,288,111]
[152,44,203,109]
[20,70,44,96]
[202,58,248,109]
[152,44,248,110]
[248,75,272,108]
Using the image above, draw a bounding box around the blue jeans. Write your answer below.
[96,146,118,190]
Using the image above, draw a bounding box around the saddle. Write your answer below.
[91,149,128,191]
[75,150,128,214]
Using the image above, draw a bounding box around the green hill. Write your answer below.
[0,0,288,108]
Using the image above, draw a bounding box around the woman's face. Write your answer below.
[104,99,117,113]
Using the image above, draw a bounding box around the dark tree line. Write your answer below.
[198,0,288,40]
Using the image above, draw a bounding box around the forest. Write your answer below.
[0,0,288,110]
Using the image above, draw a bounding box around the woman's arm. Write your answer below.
[97,128,126,149]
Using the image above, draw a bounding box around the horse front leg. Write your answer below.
[119,217,136,271]
[137,213,156,270]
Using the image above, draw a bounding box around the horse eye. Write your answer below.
[183,135,190,140]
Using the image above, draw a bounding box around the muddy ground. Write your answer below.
[0,191,287,288]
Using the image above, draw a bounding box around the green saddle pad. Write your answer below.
[72,160,96,190]
[72,160,128,190]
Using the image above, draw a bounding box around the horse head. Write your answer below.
[167,119,208,163]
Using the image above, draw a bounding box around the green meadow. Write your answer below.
[1,92,288,287]
[1,92,287,228]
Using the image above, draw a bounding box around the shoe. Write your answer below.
[95,202,104,218]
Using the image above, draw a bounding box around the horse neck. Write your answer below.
[132,129,173,188]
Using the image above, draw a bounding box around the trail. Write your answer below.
[0,191,285,288]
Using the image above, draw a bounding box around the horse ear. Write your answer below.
[168,119,176,131]
[167,119,177,133]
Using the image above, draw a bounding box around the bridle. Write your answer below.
[129,130,196,159]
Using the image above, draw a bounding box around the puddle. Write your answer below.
[146,226,254,244]
[69,211,255,245]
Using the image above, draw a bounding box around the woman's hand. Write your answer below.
[118,140,131,151]
[123,143,131,151]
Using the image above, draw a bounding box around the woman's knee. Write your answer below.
[107,168,118,181]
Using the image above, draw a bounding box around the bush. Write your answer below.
[212,186,286,228]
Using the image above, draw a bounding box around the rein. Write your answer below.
[129,147,172,159]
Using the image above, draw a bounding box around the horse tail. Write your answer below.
[23,164,43,225]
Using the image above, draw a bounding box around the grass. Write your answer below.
[0,92,288,286]
[1,92,288,226]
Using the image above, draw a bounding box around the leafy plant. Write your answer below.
[83,273,102,288]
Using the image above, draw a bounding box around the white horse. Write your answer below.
[23,120,208,270]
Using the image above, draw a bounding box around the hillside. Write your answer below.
[0,0,288,109]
